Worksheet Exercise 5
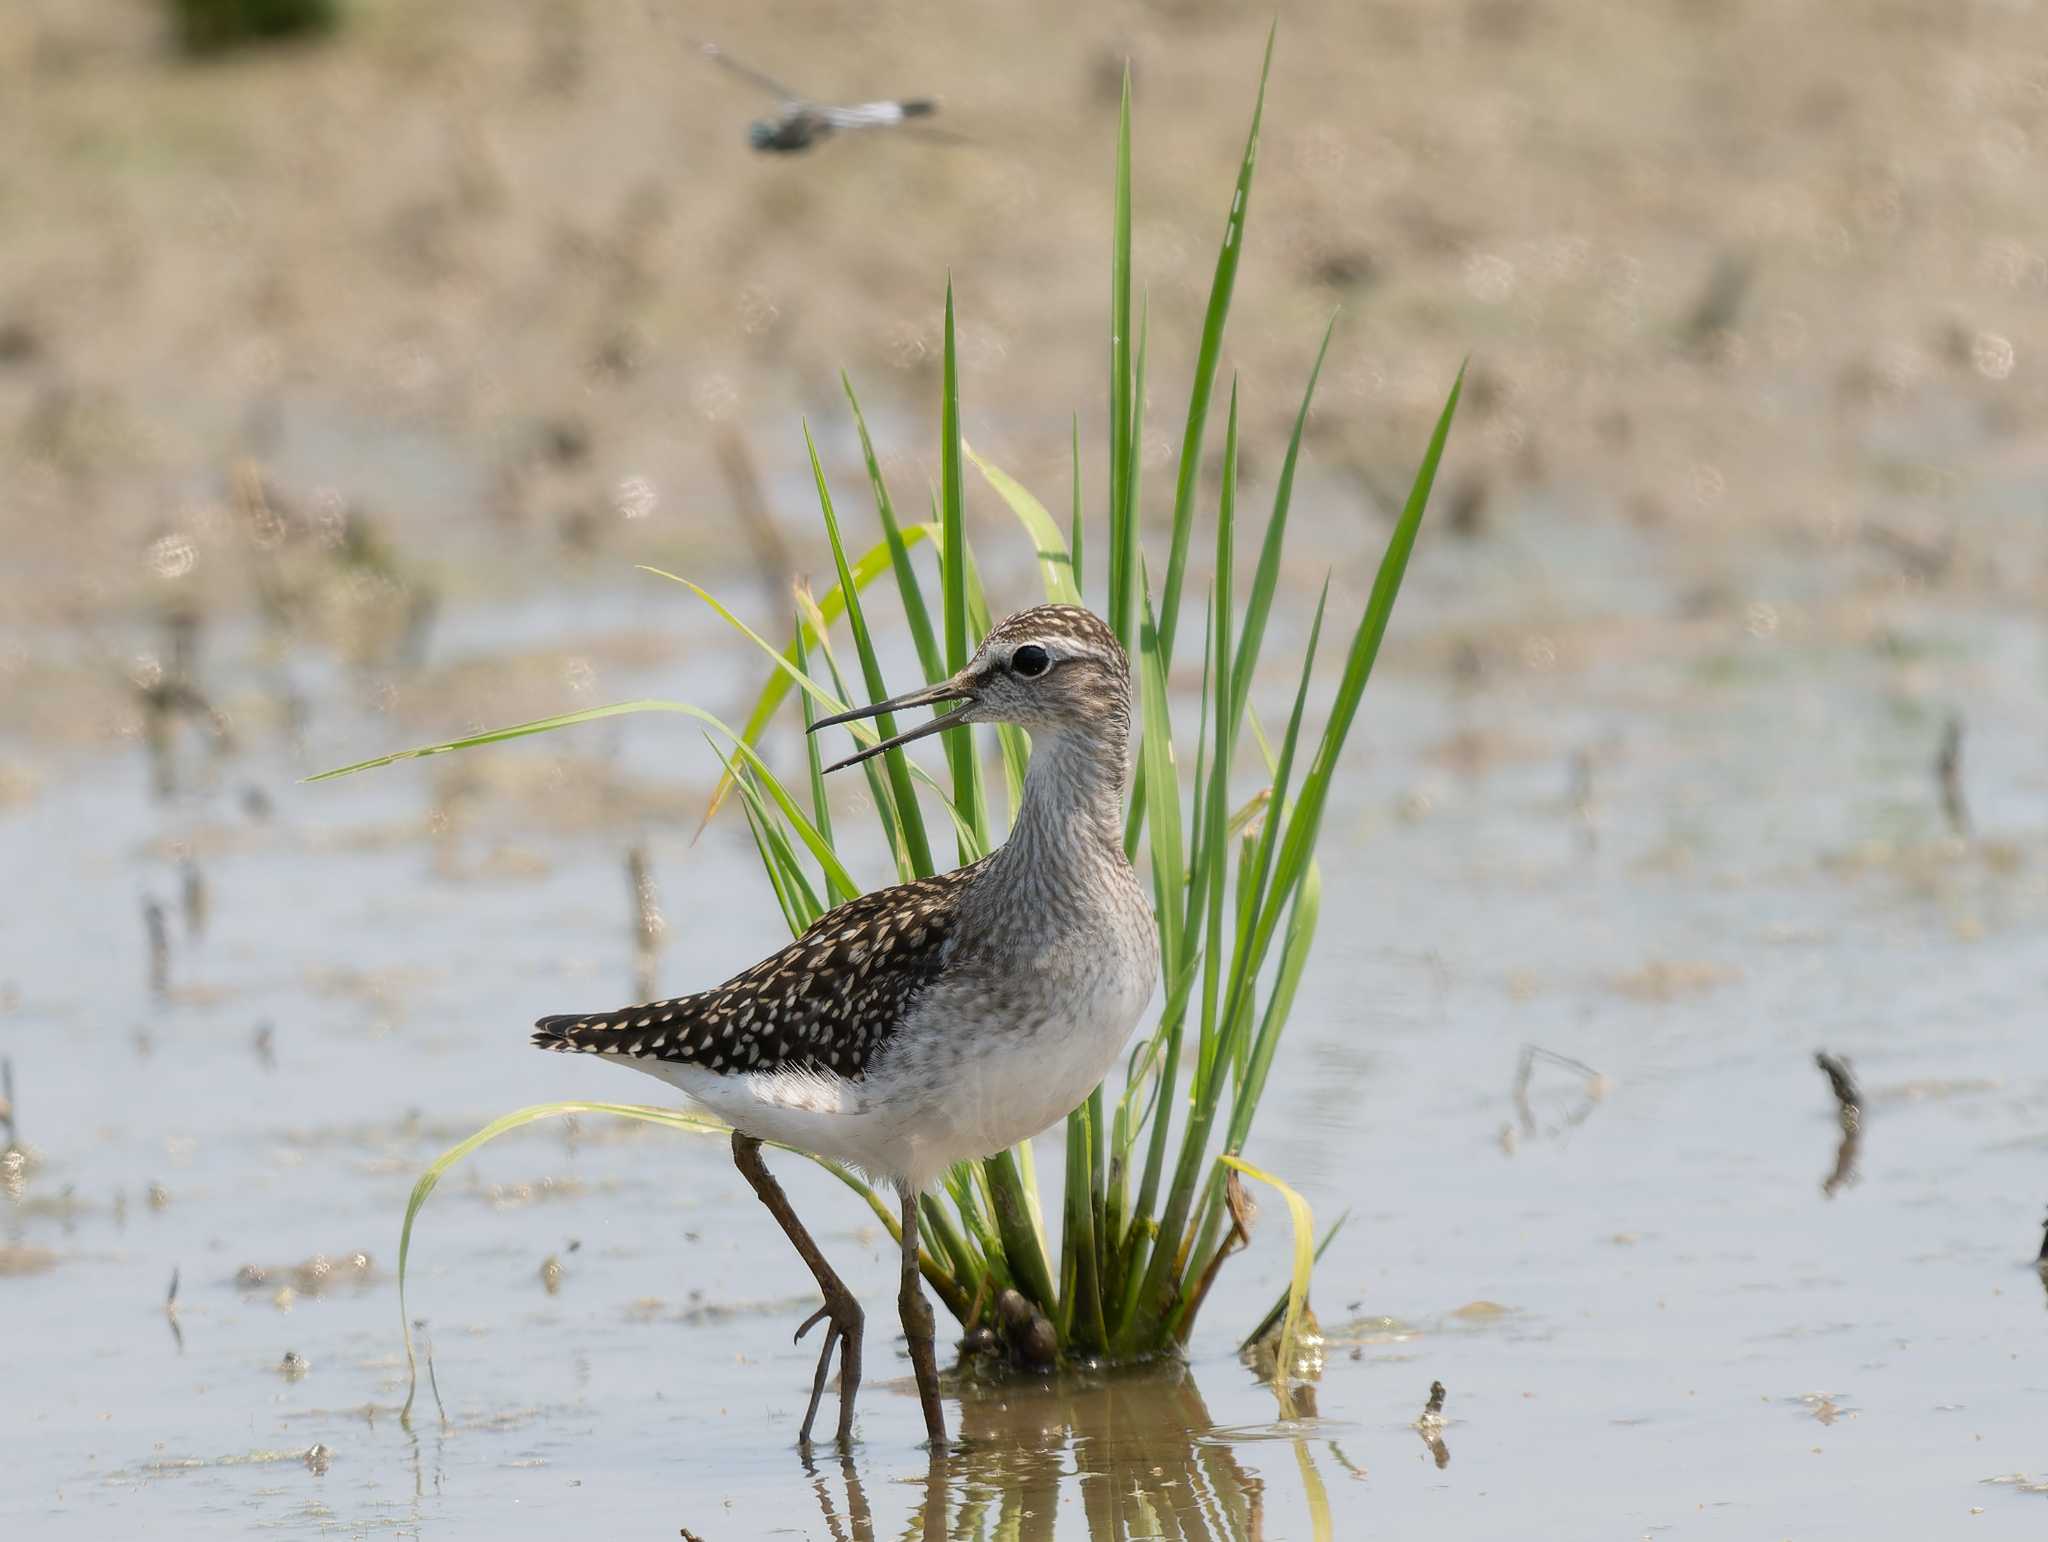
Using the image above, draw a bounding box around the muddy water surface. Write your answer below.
[3,494,2046,1540]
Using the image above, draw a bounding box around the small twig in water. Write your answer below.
[1815,1051,1863,1198]
[1936,714,1970,838]
[1815,1051,1861,1119]
[0,1057,16,1149]
[1569,747,1598,852]
[1414,1379,1450,1468]
[165,1267,184,1353]
[627,845,666,1000]
[143,897,170,999]
[413,1318,449,1427]
[179,855,208,942]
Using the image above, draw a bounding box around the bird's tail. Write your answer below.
[532,1012,636,1054]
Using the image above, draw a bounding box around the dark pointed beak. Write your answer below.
[808,675,976,773]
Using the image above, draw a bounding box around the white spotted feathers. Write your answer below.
[532,859,991,1080]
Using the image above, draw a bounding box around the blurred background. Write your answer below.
[2,1,2045,1537]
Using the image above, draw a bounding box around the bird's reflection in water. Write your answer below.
[804,1360,1336,1540]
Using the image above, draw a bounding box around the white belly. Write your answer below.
[625,940,1156,1192]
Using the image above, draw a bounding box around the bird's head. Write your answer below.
[809,605,1130,773]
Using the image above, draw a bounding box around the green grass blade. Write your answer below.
[1227,860,1320,1149]
[394,1101,730,1420]
[639,566,850,722]
[939,281,982,861]
[1236,580,1330,950]
[1229,315,1336,733]
[1240,1208,1347,1352]
[738,784,808,936]
[312,697,856,914]
[801,425,938,877]
[1135,586,1185,982]
[1210,1156,1315,1392]
[1175,592,1217,989]
[305,700,689,781]
[1157,24,1273,670]
[795,593,916,881]
[964,443,1082,605]
[1108,64,1135,650]
[919,1192,984,1306]
[745,777,826,927]
[1197,385,1239,1067]
[1061,1102,1109,1353]
[981,1147,1057,1310]
[944,1164,1013,1293]
[843,373,945,682]
[1119,294,1150,647]
[1254,364,1464,970]
[1169,371,1459,1331]
[956,545,1001,845]
[683,528,937,828]
[720,741,847,913]
[1070,413,1085,596]
[790,596,835,848]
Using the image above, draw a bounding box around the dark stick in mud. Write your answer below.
[166,1266,184,1353]
[180,854,208,942]
[1816,1051,1862,1198]
[1936,713,1970,837]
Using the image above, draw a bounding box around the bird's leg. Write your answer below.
[731,1132,863,1446]
[896,1184,947,1446]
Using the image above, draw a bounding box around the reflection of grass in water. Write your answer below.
[316,29,1462,1409]
[801,1362,1337,1541]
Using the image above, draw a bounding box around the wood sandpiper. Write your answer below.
[533,604,1159,1446]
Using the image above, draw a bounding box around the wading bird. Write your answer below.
[534,606,1157,1446]
[697,41,948,154]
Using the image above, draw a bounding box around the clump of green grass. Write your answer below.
[314,29,1460,1409]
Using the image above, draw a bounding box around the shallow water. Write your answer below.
[3,487,2046,1540]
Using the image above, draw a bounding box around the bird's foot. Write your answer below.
[794,1286,863,1448]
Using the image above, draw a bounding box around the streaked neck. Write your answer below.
[1000,724,1130,871]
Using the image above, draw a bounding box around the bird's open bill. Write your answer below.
[809,677,975,773]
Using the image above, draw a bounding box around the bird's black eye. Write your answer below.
[1011,644,1052,678]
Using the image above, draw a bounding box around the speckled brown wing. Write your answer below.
[532,858,992,1080]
